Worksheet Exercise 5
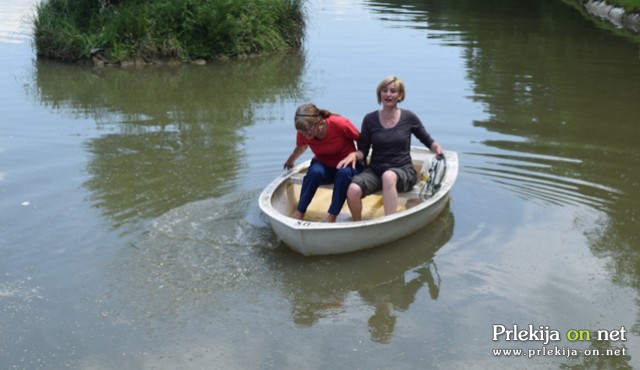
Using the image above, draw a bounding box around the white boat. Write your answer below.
[259,147,458,256]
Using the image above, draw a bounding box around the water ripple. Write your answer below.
[0,1,34,44]
[464,151,620,210]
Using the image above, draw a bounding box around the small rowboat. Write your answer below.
[259,147,458,256]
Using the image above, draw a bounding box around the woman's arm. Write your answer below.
[408,110,444,156]
[283,145,308,169]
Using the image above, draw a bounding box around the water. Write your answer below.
[2,0,640,368]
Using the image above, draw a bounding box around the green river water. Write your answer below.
[1,0,639,368]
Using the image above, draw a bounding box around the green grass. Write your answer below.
[32,0,306,63]
[603,0,640,12]
[574,0,640,13]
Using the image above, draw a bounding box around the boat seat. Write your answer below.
[286,172,425,199]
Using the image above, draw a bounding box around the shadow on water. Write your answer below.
[108,191,453,344]
[29,50,306,231]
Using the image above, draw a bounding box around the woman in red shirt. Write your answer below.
[284,103,361,222]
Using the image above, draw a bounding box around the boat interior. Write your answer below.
[272,157,432,222]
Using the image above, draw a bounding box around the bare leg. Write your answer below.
[294,210,305,220]
[346,183,363,221]
[381,170,398,216]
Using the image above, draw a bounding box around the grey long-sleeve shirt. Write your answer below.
[358,109,435,176]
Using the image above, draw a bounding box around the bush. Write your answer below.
[33,0,306,63]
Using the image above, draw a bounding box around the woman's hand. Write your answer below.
[337,151,359,169]
[431,142,445,158]
[284,145,308,169]
[283,158,296,170]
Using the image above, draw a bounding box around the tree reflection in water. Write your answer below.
[31,50,305,230]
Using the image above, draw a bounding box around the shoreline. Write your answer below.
[584,0,640,32]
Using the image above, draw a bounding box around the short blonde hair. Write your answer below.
[294,103,332,131]
[376,76,405,104]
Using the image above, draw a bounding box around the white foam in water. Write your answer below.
[133,191,280,293]
[0,278,44,321]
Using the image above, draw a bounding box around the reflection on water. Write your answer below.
[426,0,640,310]
[32,52,305,127]
[111,192,453,345]
[363,262,441,343]
[29,51,305,230]
[370,0,640,295]
[270,207,453,343]
[3,0,640,367]
[561,339,633,369]
[364,0,640,357]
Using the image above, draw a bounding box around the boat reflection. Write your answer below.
[360,262,441,343]
[270,207,454,343]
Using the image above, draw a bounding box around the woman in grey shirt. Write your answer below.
[338,76,445,221]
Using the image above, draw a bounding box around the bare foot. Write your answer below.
[324,214,337,223]
[294,210,305,220]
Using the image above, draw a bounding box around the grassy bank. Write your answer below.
[562,0,640,38]
[32,0,305,64]
[564,0,640,13]
[603,0,640,12]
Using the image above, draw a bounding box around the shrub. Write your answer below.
[33,0,306,63]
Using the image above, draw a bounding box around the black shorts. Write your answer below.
[351,167,417,197]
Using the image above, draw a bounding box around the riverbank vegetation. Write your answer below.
[603,0,640,12]
[563,0,640,13]
[32,0,305,64]
[562,0,640,38]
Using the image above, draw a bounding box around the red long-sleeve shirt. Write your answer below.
[296,115,360,168]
